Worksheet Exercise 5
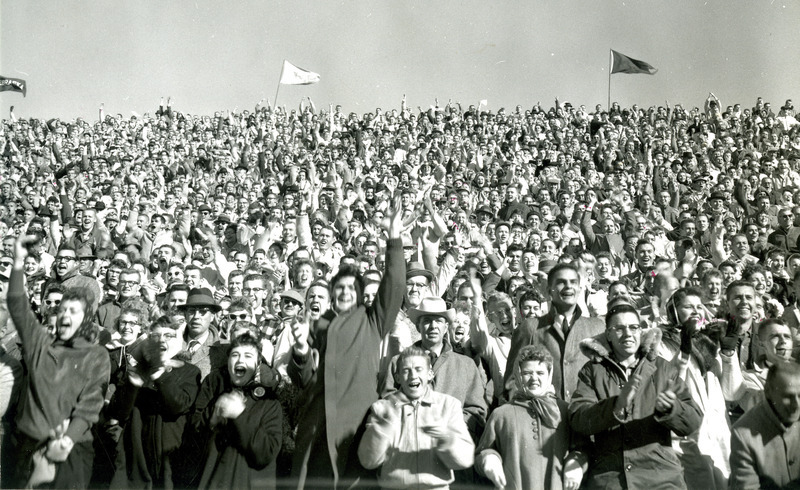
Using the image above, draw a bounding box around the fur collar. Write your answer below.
[579,327,662,363]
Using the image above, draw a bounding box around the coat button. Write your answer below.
[625,464,632,471]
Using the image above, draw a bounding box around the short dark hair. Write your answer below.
[766,361,800,392]
[605,302,640,329]
[517,344,553,372]
[547,263,580,287]
[726,279,755,299]
[329,265,363,307]
[665,287,703,325]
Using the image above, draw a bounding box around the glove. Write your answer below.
[680,320,697,356]
[45,436,74,463]
[720,333,740,354]
[481,453,507,488]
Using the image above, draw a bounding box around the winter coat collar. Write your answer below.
[579,327,662,365]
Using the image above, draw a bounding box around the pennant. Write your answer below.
[280,60,320,85]
[611,50,657,75]
[0,76,27,97]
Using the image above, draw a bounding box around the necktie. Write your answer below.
[555,314,569,336]
[188,339,200,354]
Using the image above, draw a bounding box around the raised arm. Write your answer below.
[369,195,407,338]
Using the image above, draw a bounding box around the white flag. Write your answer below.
[280,60,320,85]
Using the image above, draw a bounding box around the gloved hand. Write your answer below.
[680,317,703,356]
[481,452,507,488]
[720,332,740,354]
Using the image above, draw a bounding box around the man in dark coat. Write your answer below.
[569,303,702,489]
[288,196,406,489]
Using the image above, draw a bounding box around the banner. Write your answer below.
[280,60,320,85]
[611,50,657,75]
[0,76,27,97]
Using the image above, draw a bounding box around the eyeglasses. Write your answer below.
[119,320,140,327]
[55,256,76,262]
[228,312,249,320]
[149,332,178,341]
[406,281,429,290]
[610,324,642,335]
[44,299,61,306]
[185,306,212,316]
[119,280,138,287]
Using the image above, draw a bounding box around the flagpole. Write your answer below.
[608,49,612,111]
[274,61,285,108]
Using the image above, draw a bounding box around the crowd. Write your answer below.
[0,92,799,489]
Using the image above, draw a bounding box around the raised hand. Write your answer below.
[290,308,312,355]
[386,194,404,239]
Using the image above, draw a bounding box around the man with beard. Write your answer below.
[504,263,605,401]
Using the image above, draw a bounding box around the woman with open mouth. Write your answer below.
[659,288,732,489]
[191,331,283,490]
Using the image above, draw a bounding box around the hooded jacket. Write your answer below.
[568,328,703,490]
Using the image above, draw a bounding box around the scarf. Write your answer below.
[512,391,561,429]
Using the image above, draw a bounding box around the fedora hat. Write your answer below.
[406,261,434,282]
[408,297,455,324]
[76,246,96,260]
[178,288,221,312]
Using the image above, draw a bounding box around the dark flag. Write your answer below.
[611,50,657,75]
[0,76,27,97]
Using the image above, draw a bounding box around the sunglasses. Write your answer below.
[228,312,249,320]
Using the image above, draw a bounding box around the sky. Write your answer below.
[1,1,799,119]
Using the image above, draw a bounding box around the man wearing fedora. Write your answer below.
[382,296,487,442]
[178,287,226,380]
[382,256,459,371]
